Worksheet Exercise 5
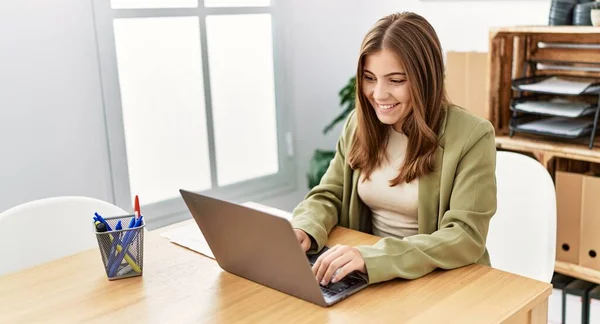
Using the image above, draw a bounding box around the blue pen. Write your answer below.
[106,217,134,271]
[108,216,143,277]
[95,212,113,231]
[127,216,135,230]
[106,220,123,270]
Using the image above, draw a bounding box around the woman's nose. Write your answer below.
[373,82,389,101]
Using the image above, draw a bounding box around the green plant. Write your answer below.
[306,76,356,189]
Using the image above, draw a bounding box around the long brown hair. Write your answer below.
[348,12,449,185]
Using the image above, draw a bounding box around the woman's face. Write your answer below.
[362,49,412,132]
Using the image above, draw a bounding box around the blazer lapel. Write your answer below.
[418,146,443,234]
[418,107,448,234]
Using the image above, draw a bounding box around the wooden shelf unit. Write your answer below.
[496,135,600,166]
[489,27,600,283]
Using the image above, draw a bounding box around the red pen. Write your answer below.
[134,195,141,219]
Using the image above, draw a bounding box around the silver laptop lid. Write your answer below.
[179,190,327,306]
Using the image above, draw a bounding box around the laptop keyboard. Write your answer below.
[319,276,363,297]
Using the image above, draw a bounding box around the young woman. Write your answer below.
[291,12,497,286]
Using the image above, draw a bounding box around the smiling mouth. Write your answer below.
[377,103,399,110]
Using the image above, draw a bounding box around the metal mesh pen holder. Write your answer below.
[94,215,145,280]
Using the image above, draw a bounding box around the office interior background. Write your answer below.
[0,0,550,228]
[8,0,600,322]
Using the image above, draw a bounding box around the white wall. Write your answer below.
[0,0,550,215]
[0,0,113,213]
[264,0,551,212]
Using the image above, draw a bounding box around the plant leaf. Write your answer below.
[306,150,336,189]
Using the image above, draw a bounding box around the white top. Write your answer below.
[357,127,419,239]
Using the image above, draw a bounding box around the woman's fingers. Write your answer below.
[320,252,353,285]
[312,245,341,280]
[312,245,367,286]
[331,260,360,283]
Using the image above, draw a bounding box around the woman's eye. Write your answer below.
[363,75,375,81]
[391,79,406,84]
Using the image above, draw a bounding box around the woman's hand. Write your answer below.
[312,244,366,286]
[294,229,311,253]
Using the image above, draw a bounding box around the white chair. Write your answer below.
[0,196,128,276]
[486,151,557,283]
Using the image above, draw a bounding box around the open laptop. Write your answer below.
[179,189,368,307]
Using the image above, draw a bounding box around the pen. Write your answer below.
[94,221,107,233]
[95,212,113,231]
[108,216,144,277]
[106,220,122,270]
[94,221,112,259]
[127,216,135,230]
[116,244,141,273]
[134,195,141,219]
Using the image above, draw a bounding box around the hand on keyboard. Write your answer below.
[312,244,367,286]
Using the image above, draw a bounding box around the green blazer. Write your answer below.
[290,105,497,284]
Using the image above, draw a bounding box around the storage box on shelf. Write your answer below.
[554,158,600,282]
[489,26,600,284]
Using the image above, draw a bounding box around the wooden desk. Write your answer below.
[0,220,551,323]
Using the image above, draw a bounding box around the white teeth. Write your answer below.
[378,103,397,110]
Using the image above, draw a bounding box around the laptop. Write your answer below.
[179,189,368,307]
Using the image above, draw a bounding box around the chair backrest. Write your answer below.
[487,151,557,283]
[0,196,128,275]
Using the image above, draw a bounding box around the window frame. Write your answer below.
[91,0,295,226]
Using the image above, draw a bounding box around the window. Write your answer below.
[92,0,294,222]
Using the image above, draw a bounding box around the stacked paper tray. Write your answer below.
[511,97,597,118]
[512,75,600,96]
[510,116,595,139]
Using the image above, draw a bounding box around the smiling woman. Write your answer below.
[362,52,411,131]
[290,12,497,287]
